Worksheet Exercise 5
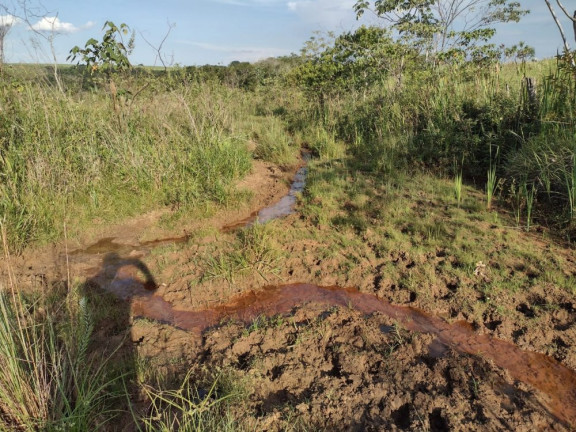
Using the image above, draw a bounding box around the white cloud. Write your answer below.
[285,0,362,28]
[213,0,285,5]
[0,14,19,27]
[179,40,291,62]
[30,16,93,34]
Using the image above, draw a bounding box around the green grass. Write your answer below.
[454,170,463,208]
[196,223,282,285]
[139,368,244,432]
[0,233,124,431]
[0,67,299,252]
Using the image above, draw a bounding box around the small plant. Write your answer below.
[565,154,576,219]
[470,375,480,399]
[486,165,497,210]
[486,145,499,210]
[523,182,536,231]
[68,21,134,75]
[140,369,242,431]
[454,170,463,208]
[508,179,522,227]
[385,322,409,356]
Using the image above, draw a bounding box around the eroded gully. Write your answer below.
[72,154,576,427]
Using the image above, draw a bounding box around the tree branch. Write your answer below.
[544,0,575,66]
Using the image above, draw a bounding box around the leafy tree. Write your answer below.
[354,0,529,60]
[68,21,134,75]
[502,42,535,64]
[293,26,413,104]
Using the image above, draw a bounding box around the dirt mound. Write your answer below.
[195,305,566,431]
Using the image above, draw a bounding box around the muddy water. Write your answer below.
[221,154,310,232]
[73,154,309,256]
[121,283,576,427]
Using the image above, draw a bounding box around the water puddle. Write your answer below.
[73,153,309,256]
[222,153,310,232]
[107,282,576,427]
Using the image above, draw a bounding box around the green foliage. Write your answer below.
[0,69,259,251]
[140,369,242,432]
[68,21,134,75]
[198,223,280,284]
[252,116,299,166]
[354,0,529,62]
[292,27,415,102]
[0,274,122,430]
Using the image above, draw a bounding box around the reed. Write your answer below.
[486,145,499,210]
[523,182,536,231]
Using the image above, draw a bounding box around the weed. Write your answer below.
[523,182,536,231]
[486,145,499,210]
[139,368,243,432]
[241,314,284,337]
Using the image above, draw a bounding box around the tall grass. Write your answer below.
[140,369,241,432]
[0,228,123,430]
[251,116,299,166]
[523,182,536,231]
[290,49,576,235]
[486,145,499,210]
[454,170,463,208]
[0,68,296,251]
[566,155,576,220]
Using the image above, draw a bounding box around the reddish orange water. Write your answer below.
[122,283,576,427]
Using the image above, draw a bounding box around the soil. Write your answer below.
[4,157,576,431]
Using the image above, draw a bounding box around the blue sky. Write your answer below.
[0,0,572,66]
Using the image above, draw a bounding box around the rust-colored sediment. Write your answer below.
[124,283,576,427]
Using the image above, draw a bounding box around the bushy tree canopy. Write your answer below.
[354,0,528,59]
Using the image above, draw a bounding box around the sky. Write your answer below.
[0,0,573,66]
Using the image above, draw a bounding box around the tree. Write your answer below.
[68,22,136,129]
[68,21,134,75]
[542,0,576,67]
[354,0,528,59]
[293,27,414,106]
[140,20,175,72]
[0,14,17,69]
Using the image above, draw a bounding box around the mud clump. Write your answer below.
[195,306,567,431]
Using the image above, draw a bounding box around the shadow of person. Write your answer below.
[89,252,158,296]
[80,252,159,431]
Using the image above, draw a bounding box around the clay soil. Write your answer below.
[5,157,576,431]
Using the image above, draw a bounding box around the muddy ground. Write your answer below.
[4,157,576,430]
